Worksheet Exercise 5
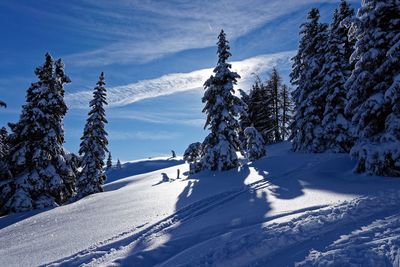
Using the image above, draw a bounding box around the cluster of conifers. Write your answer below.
[184,0,400,177]
[183,30,293,172]
[0,54,109,214]
[290,0,400,176]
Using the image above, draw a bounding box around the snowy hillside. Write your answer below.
[106,157,184,183]
[1,142,400,267]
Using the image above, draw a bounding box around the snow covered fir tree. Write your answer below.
[0,127,11,180]
[116,159,122,169]
[268,68,282,143]
[76,72,109,199]
[195,30,244,171]
[279,85,293,141]
[106,152,112,170]
[345,0,400,176]
[3,53,76,213]
[290,8,328,153]
[183,142,202,163]
[246,79,275,144]
[244,127,267,161]
[242,70,292,145]
[319,0,355,153]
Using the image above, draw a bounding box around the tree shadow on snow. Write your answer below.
[112,164,273,266]
[251,159,305,200]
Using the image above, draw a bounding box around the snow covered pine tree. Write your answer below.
[279,84,293,141]
[197,30,244,171]
[237,89,251,146]
[244,127,267,161]
[0,127,11,180]
[345,0,400,176]
[247,79,275,144]
[183,142,202,172]
[290,8,328,152]
[76,72,109,199]
[106,152,112,170]
[268,68,283,143]
[319,0,355,153]
[5,53,76,213]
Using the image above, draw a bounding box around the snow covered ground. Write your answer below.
[1,142,400,266]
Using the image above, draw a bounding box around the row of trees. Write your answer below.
[291,0,400,176]
[0,54,110,214]
[184,30,293,171]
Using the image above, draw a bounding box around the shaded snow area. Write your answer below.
[1,142,400,267]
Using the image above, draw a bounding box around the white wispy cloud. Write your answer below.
[55,0,357,66]
[108,110,205,127]
[66,50,295,109]
[108,130,181,141]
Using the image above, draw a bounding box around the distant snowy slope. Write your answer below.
[1,142,400,267]
[105,157,184,183]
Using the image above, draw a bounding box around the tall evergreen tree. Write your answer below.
[238,89,251,147]
[5,53,75,213]
[0,127,11,180]
[76,72,108,199]
[248,79,275,144]
[290,8,328,152]
[319,0,355,153]
[279,85,293,140]
[345,0,400,176]
[106,152,112,170]
[268,68,282,142]
[197,30,244,171]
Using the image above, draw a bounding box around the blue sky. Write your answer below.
[0,0,360,161]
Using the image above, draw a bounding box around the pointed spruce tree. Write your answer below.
[76,72,109,199]
[116,159,122,169]
[345,0,400,176]
[268,68,282,142]
[290,8,329,152]
[238,89,251,148]
[5,53,75,213]
[248,79,275,144]
[197,30,244,171]
[318,0,355,153]
[106,152,112,170]
[0,127,11,180]
[279,84,293,140]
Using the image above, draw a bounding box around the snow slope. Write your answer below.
[1,142,400,266]
[106,157,184,183]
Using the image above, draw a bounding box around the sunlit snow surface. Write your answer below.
[1,142,400,266]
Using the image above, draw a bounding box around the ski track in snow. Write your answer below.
[46,178,327,267]
[45,179,270,266]
[46,186,400,267]
[159,190,400,267]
